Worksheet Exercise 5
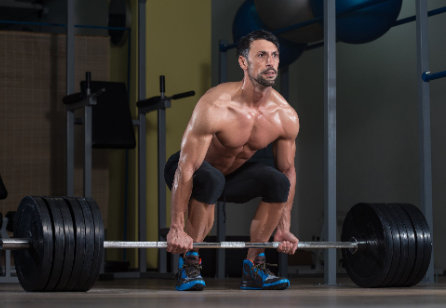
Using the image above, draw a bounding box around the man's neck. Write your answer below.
[240,76,272,107]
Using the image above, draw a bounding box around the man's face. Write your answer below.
[245,39,280,87]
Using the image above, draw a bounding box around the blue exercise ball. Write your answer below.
[310,0,402,44]
[255,0,323,44]
[232,0,306,67]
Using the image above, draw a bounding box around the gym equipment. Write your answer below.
[233,0,306,67]
[341,203,431,287]
[254,0,323,43]
[255,0,402,44]
[0,196,432,291]
[310,0,402,44]
[422,70,446,82]
[80,81,136,149]
[0,212,19,284]
[136,76,195,274]
[64,73,194,277]
[10,196,103,291]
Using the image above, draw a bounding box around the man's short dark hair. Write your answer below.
[236,29,280,59]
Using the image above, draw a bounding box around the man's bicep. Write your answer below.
[179,129,213,171]
[274,108,299,172]
[273,138,296,173]
[178,106,216,172]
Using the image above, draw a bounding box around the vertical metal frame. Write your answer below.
[323,0,337,285]
[216,40,228,279]
[416,0,435,284]
[137,0,147,273]
[158,101,167,273]
[84,103,93,198]
[279,66,290,277]
[66,0,75,196]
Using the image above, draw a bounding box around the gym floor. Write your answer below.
[1,277,446,308]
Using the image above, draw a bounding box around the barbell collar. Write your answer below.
[0,238,30,250]
[1,238,363,250]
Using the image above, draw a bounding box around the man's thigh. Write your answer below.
[222,162,290,204]
[164,151,225,204]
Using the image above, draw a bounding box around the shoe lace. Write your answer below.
[177,262,202,278]
[253,262,278,277]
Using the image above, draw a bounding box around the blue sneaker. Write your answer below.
[175,251,206,291]
[240,253,290,290]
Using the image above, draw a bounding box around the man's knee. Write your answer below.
[192,166,225,204]
[262,170,290,203]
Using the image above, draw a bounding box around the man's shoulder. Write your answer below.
[269,90,298,119]
[204,82,240,100]
[268,90,299,138]
[198,82,240,109]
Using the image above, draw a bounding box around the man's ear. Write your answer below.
[238,55,248,70]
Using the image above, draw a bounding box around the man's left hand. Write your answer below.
[274,229,299,255]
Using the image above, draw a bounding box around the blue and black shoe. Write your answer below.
[240,253,290,290]
[175,251,206,291]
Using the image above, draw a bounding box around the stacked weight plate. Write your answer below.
[13,196,104,291]
[341,203,432,287]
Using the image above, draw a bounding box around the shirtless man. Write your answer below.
[164,30,299,291]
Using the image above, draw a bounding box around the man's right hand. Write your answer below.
[166,227,194,254]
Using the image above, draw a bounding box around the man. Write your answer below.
[164,30,299,291]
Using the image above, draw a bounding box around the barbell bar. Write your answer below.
[1,196,433,291]
[1,239,363,250]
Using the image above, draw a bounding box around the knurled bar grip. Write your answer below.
[1,239,361,250]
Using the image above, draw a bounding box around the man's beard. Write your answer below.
[249,67,278,87]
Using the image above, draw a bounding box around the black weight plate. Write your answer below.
[397,203,424,286]
[75,197,96,291]
[383,204,410,287]
[55,198,76,291]
[64,197,87,291]
[399,203,432,286]
[341,203,393,287]
[43,197,66,291]
[13,196,53,291]
[83,198,104,290]
[394,203,417,286]
[369,204,400,287]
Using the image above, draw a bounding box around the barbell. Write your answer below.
[0,196,432,291]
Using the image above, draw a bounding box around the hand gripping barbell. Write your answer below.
[0,196,432,291]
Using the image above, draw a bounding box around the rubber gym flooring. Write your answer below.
[1,276,446,308]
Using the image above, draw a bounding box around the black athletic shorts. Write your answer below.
[164,151,290,204]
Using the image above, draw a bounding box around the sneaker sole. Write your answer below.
[240,280,290,290]
[176,281,206,291]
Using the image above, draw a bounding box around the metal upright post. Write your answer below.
[84,73,93,198]
[158,76,167,273]
[137,0,147,273]
[279,66,289,277]
[323,0,337,285]
[66,0,75,196]
[415,0,434,284]
[216,40,228,279]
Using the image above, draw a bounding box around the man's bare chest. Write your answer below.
[214,115,282,151]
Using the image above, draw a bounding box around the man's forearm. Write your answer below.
[170,168,193,230]
[276,169,296,232]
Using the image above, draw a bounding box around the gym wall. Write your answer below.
[0,31,110,226]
